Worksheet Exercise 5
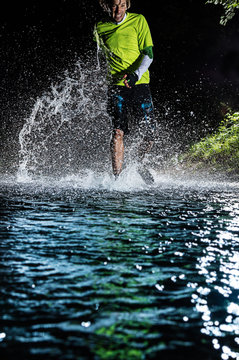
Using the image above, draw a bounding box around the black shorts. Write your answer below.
[107,84,156,140]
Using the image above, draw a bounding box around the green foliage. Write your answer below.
[181,112,239,173]
[206,0,239,25]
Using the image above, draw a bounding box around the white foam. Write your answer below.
[57,165,149,192]
[10,165,239,195]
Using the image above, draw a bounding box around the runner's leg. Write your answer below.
[111,129,124,176]
[107,86,129,177]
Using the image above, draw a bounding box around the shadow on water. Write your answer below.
[0,171,239,360]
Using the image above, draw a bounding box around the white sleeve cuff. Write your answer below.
[135,54,153,81]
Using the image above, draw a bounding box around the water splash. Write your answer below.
[58,165,149,192]
[16,57,237,191]
[16,56,164,189]
[17,59,111,181]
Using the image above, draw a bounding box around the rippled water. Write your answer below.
[0,172,239,360]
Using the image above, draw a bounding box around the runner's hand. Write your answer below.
[123,73,138,88]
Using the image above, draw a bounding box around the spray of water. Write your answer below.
[16,56,166,189]
[17,59,112,182]
[18,52,225,191]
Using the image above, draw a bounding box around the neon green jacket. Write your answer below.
[94,12,153,86]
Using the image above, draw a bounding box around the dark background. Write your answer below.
[1,0,239,172]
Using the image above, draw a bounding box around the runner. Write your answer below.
[94,0,156,182]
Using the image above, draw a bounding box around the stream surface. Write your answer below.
[0,172,239,360]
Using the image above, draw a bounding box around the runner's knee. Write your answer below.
[112,129,124,140]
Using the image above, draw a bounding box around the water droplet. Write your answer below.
[155,284,164,292]
[81,321,91,328]
[0,333,6,341]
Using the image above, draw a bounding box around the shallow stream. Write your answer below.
[0,172,239,359]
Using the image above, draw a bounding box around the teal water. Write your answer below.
[0,173,239,360]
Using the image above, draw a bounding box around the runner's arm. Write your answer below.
[135,46,153,80]
[124,46,153,87]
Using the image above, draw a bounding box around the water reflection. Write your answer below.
[192,201,239,360]
[0,177,239,359]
